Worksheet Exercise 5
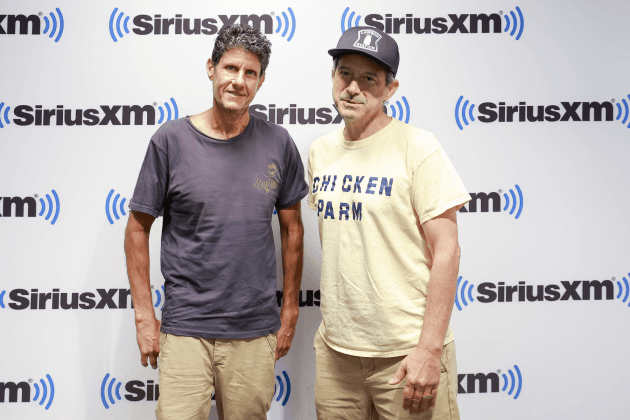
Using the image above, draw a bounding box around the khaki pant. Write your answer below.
[315,332,460,420]
[156,332,277,420]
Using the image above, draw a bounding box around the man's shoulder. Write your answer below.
[391,121,441,154]
[249,113,291,141]
[310,127,344,152]
[149,117,191,149]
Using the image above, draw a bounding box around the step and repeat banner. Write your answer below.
[1,0,629,419]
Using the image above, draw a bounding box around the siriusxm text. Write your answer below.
[5,289,134,310]
[249,104,343,125]
[12,105,157,126]
[477,280,614,303]
[477,101,614,123]
[130,14,274,35]
[364,13,501,34]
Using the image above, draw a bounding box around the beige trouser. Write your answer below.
[315,332,460,420]
[156,332,277,420]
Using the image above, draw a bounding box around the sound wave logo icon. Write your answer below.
[105,189,128,225]
[615,95,630,128]
[0,102,11,128]
[154,285,165,311]
[158,98,179,124]
[501,365,523,399]
[274,371,291,406]
[0,290,5,308]
[503,7,524,41]
[386,96,411,124]
[341,7,362,33]
[33,374,55,410]
[109,8,130,42]
[101,374,122,409]
[455,276,475,311]
[616,274,630,307]
[38,190,61,225]
[42,8,64,42]
[502,185,524,219]
[455,96,476,130]
[274,8,296,42]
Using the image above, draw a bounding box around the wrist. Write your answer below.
[134,309,157,324]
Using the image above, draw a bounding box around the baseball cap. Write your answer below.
[328,26,400,77]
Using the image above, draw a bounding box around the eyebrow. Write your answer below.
[338,66,379,78]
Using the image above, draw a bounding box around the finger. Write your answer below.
[419,386,433,413]
[429,385,438,410]
[389,364,406,385]
[140,353,148,367]
[402,384,415,410]
[149,352,158,369]
[409,388,422,414]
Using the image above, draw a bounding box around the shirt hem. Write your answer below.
[318,327,456,358]
[419,194,471,225]
[161,322,281,339]
[128,203,161,218]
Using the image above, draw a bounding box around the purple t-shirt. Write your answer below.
[129,115,308,338]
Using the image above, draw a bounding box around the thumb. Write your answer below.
[389,362,406,385]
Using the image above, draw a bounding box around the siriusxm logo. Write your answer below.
[385,96,411,123]
[154,285,165,312]
[276,290,320,307]
[341,6,524,40]
[459,365,523,399]
[101,374,159,409]
[616,273,630,308]
[458,186,524,220]
[109,8,296,42]
[455,95,628,130]
[105,189,128,225]
[0,375,55,409]
[0,98,178,128]
[250,104,343,125]
[0,191,61,225]
[0,8,64,42]
[274,371,291,406]
[455,277,619,311]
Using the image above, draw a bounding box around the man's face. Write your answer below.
[332,54,397,123]
[207,48,265,113]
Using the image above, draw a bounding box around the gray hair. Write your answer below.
[333,56,395,86]
[212,24,272,76]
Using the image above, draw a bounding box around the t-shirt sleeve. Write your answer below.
[275,136,309,210]
[412,148,471,224]
[129,139,168,218]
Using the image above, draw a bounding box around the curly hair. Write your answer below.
[211,24,272,76]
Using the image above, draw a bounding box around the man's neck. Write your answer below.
[343,111,392,142]
[191,101,250,140]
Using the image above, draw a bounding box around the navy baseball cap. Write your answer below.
[328,26,400,77]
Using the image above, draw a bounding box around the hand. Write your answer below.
[389,346,442,414]
[275,306,298,361]
[136,317,161,369]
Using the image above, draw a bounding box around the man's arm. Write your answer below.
[124,210,160,369]
[275,200,305,361]
[389,206,461,413]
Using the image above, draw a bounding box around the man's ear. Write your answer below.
[257,73,266,91]
[206,58,215,81]
[383,79,400,102]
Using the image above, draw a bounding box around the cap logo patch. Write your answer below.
[353,29,381,52]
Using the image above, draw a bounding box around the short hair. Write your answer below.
[212,24,272,76]
[332,56,395,86]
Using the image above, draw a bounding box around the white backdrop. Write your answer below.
[1,0,629,419]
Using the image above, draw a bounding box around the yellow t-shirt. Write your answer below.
[307,119,471,357]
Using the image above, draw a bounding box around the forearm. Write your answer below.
[124,228,156,323]
[416,246,460,356]
[279,221,304,314]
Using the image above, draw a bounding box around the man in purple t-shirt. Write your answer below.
[124,24,308,420]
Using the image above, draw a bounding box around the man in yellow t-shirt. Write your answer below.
[308,26,471,419]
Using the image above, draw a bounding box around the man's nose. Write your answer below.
[233,70,246,87]
[346,79,361,96]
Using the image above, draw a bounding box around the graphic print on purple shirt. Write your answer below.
[129,115,308,339]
